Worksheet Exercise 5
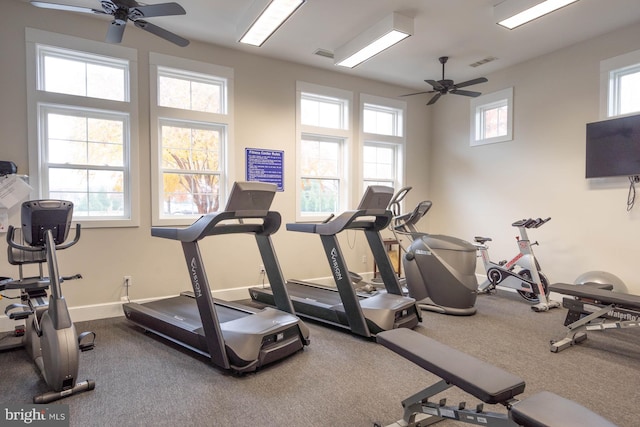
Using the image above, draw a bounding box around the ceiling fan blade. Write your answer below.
[453,77,488,89]
[106,20,126,43]
[399,90,434,97]
[134,20,190,47]
[30,1,105,15]
[450,89,482,97]
[131,3,186,19]
[427,93,442,105]
[425,79,445,91]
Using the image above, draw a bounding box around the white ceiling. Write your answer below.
[26,0,640,90]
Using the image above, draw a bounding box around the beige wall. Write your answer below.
[6,1,638,328]
[0,1,430,327]
[428,22,640,295]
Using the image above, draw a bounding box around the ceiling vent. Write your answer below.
[469,56,498,67]
[314,48,334,59]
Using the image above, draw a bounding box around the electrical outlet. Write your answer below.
[361,255,367,264]
[124,276,132,287]
[258,265,265,274]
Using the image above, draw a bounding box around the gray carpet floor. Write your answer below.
[1,289,639,426]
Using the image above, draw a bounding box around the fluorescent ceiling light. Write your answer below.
[495,0,579,30]
[238,0,305,47]
[334,12,413,68]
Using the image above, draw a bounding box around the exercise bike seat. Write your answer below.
[474,236,492,244]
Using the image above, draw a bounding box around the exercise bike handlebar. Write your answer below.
[6,223,81,252]
[511,217,551,229]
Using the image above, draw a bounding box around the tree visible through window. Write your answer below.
[160,121,223,215]
[150,56,232,224]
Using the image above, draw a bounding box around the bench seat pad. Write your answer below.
[377,329,525,404]
[550,283,640,310]
[509,391,618,427]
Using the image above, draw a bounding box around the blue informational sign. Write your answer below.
[245,148,284,191]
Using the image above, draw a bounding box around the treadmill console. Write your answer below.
[225,182,277,216]
[357,185,394,211]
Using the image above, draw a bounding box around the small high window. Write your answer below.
[470,87,513,146]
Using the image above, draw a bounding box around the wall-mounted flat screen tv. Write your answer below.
[586,113,640,178]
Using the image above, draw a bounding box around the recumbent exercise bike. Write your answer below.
[1,200,95,403]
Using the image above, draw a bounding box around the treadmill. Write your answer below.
[123,182,310,373]
[249,186,422,338]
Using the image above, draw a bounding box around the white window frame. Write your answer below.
[296,82,352,222]
[470,87,513,146]
[149,52,234,226]
[26,28,139,228]
[360,94,405,197]
[600,48,640,118]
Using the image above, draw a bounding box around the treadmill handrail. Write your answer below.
[287,209,391,236]
[152,211,282,242]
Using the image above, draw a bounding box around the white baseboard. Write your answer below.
[2,273,559,332]
[0,286,255,332]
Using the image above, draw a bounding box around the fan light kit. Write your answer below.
[30,0,190,46]
[334,12,413,68]
[400,56,488,106]
[495,0,580,30]
[238,0,306,47]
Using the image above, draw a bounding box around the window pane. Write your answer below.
[159,75,191,109]
[44,56,86,97]
[161,124,221,171]
[192,81,221,113]
[363,106,398,136]
[47,113,124,167]
[363,145,394,180]
[620,71,640,115]
[158,71,224,114]
[42,51,126,101]
[48,168,124,217]
[301,94,345,129]
[481,104,508,139]
[301,138,339,177]
[86,62,125,101]
[160,121,222,215]
[88,118,124,166]
[300,178,339,215]
[162,172,220,215]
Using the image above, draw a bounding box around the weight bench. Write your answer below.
[549,282,640,353]
[376,328,616,427]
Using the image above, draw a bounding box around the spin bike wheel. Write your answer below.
[517,270,549,303]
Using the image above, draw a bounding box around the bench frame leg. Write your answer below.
[550,299,640,352]
[390,379,518,427]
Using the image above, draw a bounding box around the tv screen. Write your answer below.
[586,114,640,178]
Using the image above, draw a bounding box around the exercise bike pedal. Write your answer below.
[5,303,34,320]
[14,324,26,337]
[78,331,96,352]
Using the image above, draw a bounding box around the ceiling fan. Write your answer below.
[401,56,488,105]
[30,0,190,47]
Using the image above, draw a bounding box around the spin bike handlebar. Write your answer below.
[511,217,551,229]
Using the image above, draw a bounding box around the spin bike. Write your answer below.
[474,217,560,312]
[1,200,95,403]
